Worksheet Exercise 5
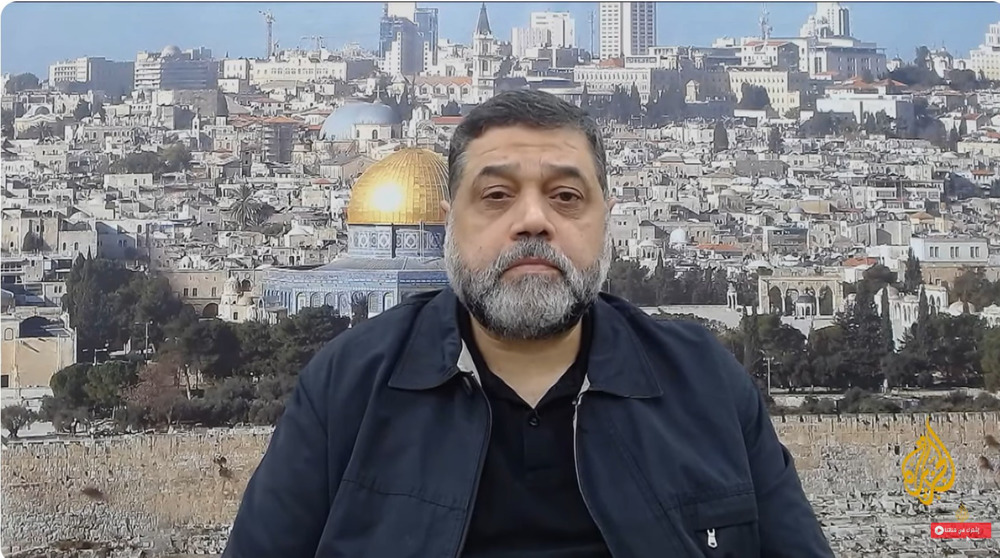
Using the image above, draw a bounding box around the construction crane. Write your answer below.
[301,35,327,52]
[259,10,275,59]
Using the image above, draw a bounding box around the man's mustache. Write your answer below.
[490,239,571,277]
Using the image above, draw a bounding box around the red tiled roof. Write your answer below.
[263,116,303,126]
[431,116,464,125]
[415,76,472,86]
[842,256,877,267]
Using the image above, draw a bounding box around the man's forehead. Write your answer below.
[464,126,591,157]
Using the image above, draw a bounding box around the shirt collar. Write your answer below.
[388,288,663,399]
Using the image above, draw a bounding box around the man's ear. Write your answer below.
[606,196,617,212]
[440,200,451,215]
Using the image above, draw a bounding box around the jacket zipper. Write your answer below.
[706,528,718,548]
[455,371,492,558]
[573,376,612,553]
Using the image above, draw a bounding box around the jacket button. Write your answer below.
[527,414,540,427]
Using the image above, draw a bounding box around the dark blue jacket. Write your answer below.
[224,288,834,558]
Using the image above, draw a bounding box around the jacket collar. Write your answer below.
[388,288,663,399]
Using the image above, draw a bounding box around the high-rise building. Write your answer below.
[800,2,851,38]
[512,27,550,59]
[414,7,439,66]
[386,2,415,20]
[963,22,1000,80]
[134,46,217,91]
[379,3,436,73]
[599,2,656,60]
[48,57,134,94]
[383,18,423,76]
[530,11,576,48]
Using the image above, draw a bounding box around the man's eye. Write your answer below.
[555,191,581,202]
[484,191,509,200]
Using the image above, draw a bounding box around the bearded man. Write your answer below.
[224,90,834,558]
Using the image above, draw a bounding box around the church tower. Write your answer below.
[471,3,500,103]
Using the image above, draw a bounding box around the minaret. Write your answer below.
[471,3,499,103]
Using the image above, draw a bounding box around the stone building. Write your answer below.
[1,292,77,390]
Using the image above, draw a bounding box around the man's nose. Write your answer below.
[511,192,554,239]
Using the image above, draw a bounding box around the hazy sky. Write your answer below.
[2,2,998,76]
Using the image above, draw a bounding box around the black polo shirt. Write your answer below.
[458,305,611,558]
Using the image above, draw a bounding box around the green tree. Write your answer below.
[271,306,351,373]
[880,286,894,355]
[228,181,261,231]
[925,314,985,387]
[949,69,980,92]
[159,143,192,173]
[982,327,1000,391]
[350,293,369,326]
[738,84,770,110]
[712,121,729,152]
[110,151,162,175]
[606,255,651,304]
[947,128,960,152]
[861,263,896,293]
[806,325,849,388]
[1,405,38,439]
[767,127,783,153]
[21,231,45,252]
[126,359,186,427]
[232,320,279,378]
[4,73,40,93]
[1,108,14,137]
[902,249,923,294]
[62,254,133,352]
[441,100,461,117]
[834,282,889,389]
[73,100,92,121]
[952,268,999,309]
[165,318,241,380]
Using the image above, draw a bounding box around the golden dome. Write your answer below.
[346,148,449,226]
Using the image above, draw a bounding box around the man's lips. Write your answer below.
[506,258,559,271]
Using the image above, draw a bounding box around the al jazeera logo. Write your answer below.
[901,418,992,540]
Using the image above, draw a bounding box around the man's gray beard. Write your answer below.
[444,213,612,341]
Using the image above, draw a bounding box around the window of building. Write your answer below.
[212,287,217,297]
[183,288,189,296]
[3,328,13,340]
[1,375,8,388]
[233,312,239,321]
[192,288,198,297]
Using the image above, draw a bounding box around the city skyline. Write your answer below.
[2,2,998,76]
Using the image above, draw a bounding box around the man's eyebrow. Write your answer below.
[475,163,520,181]
[541,163,587,183]
[474,163,587,182]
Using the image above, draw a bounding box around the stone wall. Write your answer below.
[3,414,1000,556]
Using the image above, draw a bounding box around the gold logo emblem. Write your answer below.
[956,503,969,522]
[901,418,955,506]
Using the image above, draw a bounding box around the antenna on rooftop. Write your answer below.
[259,10,275,59]
[759,3,772,40]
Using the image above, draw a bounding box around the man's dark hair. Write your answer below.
[446,89,608,200]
